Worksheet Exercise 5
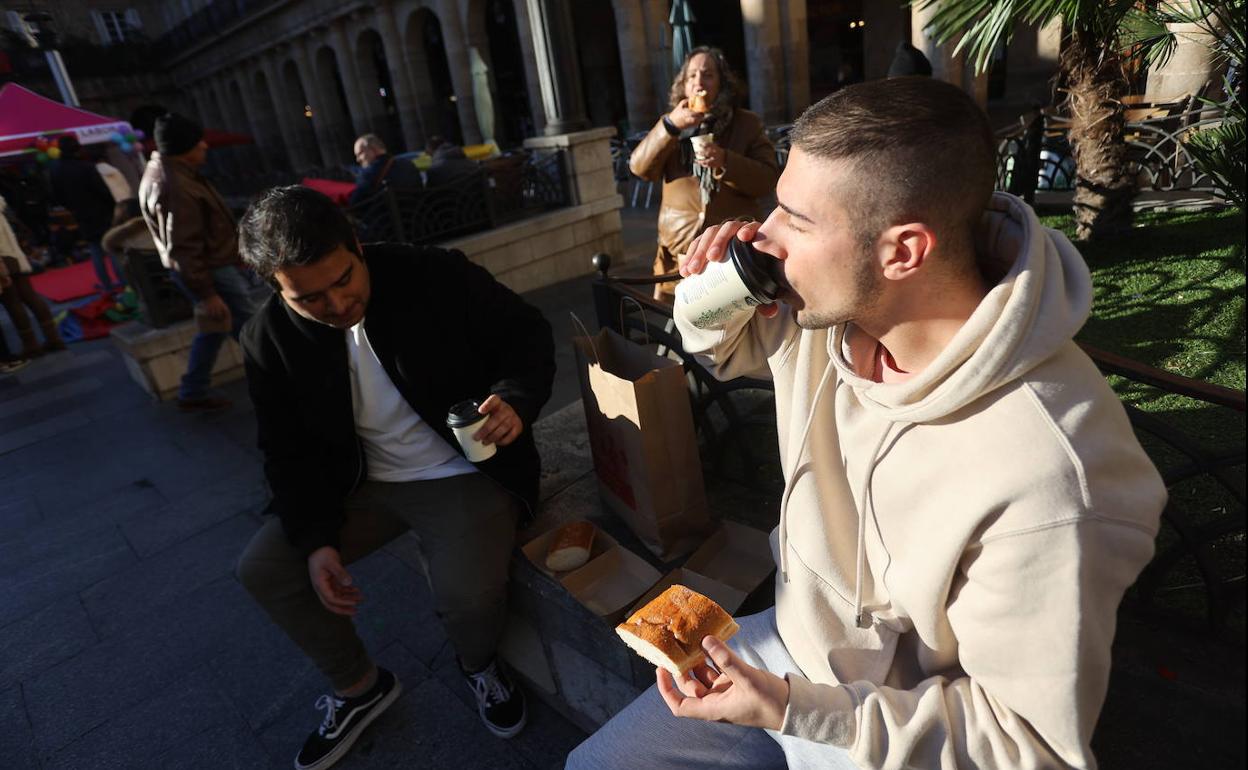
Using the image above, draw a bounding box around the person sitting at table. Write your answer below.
[348,134,422,206]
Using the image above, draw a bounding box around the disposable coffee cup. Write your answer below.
[446,399,497,462]
[689,133,715,160]
[675,237,783,330]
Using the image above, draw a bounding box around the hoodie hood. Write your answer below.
[829,191,1093,423]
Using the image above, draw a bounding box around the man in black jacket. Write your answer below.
[235,186,555,770]
[50,135,125,291]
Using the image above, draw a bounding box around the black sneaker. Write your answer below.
[464,659,527,739]
[295,668,402,770]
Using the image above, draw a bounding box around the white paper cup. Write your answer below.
[689,133,715,159]
[675,239,781,330]
[446,400,498,462]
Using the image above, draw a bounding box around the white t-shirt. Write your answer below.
[346,320,477,482]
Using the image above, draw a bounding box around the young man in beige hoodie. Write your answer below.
[568,78,1166,769]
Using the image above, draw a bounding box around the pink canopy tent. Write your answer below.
[0,83,134,158]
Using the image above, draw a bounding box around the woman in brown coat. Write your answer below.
[629,47,779,300]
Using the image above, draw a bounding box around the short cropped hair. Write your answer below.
[238,185,359,279]
[355,133,386,152]
[790,77,996,262]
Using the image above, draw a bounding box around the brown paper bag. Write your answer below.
[572,324,711,560]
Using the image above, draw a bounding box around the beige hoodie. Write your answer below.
[674,192,1166,769]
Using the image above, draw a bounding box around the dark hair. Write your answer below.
[238,185,359,279]
[790,77,996,265]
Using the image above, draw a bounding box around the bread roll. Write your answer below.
[689,89,709,113]
[615,584,739,674]
[545,521,596,572]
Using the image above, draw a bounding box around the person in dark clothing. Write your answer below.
[424,135,484,188]
[49,135,125,291]
[347,133,422,205]
[888,41,934,77]
[234,186,554,770]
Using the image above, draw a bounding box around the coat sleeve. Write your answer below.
[166,186,216,300]
[242,324,347,555]
[718,118,779,199]
[452,249,556,430]
[629,119,680,183]
[780,515,1160,770]
[674,296,796,382]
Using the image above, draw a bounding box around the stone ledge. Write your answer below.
[523,126,617,150]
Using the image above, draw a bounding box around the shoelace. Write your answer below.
[467,665,510,708]
[315,693,345,736]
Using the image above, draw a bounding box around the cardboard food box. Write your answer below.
[560,546,662,624]
[627,567,749,618]
[682,520,774,594]
[522,521,618,579]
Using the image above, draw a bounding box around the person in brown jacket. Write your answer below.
[629,47,779,300]
[139,113,259,412]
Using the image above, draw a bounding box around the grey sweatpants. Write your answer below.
[566,607,860,769]
[236,473,519,691]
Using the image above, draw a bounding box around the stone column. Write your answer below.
[525,0,590,135]
[781,0,811,119]
[512,0,548,135]
[1146,22,1220,103]
[292,36,337,168]
[377,1,426,150]
[259,52,313,171]
[741,0,786,123]
[208,75,246,176]
[611,0,657,132]
[437,0,484,144]
[644,0,673,112]
[330,19,374,138]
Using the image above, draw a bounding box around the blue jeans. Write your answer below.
[171,265,259,400]
[566,608,860,770]
[86,241,125,291]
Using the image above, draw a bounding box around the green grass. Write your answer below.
[1040,206,1245,634]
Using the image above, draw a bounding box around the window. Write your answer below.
[93,9,142,45]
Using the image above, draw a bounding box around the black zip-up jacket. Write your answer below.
[241,243,556,555]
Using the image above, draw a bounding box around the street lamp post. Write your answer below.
[19,12,80,107]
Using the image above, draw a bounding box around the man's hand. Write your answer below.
[679,220,779,318]
[199,294,230,321]
[656,636,790,731]
[668,99,705,131]
[474,394,524,447]
[307,546,362,617]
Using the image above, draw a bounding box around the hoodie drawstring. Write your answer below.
[778,360,836,583]
[853,424,895,629]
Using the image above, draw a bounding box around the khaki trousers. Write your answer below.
[237,472,519,691]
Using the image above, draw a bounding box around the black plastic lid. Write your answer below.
[446,399,485,428]
[727,238,781,302]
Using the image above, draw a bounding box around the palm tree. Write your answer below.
[915,0,1151,240]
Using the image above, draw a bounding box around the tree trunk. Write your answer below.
[1062,31,1136,241]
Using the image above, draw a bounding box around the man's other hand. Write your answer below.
[656,635,789,731]
[307,546,362,617]
[199,294,230,321]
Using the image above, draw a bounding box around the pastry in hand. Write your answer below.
[689,89,709,113]
[616,584,739,674]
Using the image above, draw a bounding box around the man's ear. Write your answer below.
[879,223,936,281]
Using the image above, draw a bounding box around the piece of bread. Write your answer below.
[545,521,596,572]
[689,89,709,113]
[615,584,739,674]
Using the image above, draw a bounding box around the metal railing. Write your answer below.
[345,148,570,245]
[996,100,1229,198]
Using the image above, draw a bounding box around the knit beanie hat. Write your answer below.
[887,42,933,78]
[154,113,204,156]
